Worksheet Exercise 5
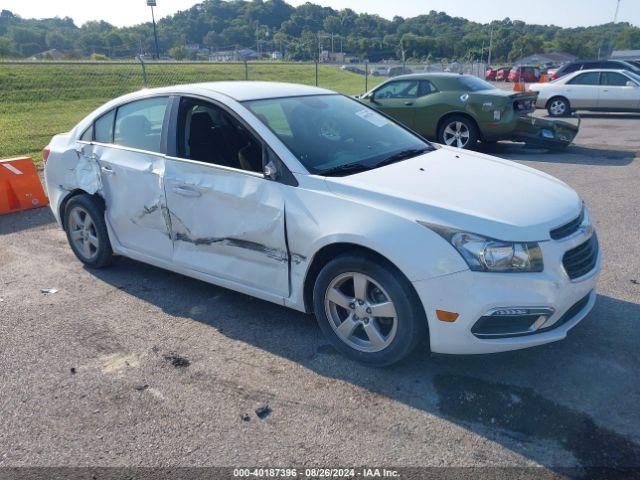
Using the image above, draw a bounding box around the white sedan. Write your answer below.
[529,69,640,116]
[43,82,600,366]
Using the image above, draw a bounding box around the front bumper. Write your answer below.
[412,231,600,355]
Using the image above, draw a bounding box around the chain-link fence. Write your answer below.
[0,59,485,166]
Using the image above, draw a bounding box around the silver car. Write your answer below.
[530,69,640,116]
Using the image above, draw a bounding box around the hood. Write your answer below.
[323,146,582,242]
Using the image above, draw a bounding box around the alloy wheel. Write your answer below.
[549,100,566,116]
[324,272,398,353]
[68,206,99,261]
[443,121,470,148]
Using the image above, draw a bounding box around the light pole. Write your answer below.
[147,0,160,60]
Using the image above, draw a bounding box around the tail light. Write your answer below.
[42,147,51,165]
[550,73,559,80]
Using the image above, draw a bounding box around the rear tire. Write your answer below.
[313,253,427,367]
[64,194,114,269]
[438,115,478,149]
[547,97,571,117]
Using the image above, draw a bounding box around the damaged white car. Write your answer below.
[44,82,600,366]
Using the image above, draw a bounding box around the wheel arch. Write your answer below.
[302,243,427,328]
[436,111,483,142]
[59,189,105,229]
[546,95,570,110]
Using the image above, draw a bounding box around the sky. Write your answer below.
[2,0,638,28]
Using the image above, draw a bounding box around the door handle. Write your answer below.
[100,165,115,176]
[404,101,414,106]
[172,185,202,197]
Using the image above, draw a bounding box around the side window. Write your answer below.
[418,80,437,97]
[375,80,419,99]
[114,97,169,152]
[568,72,600,85]
[94,110,115,144]
[177,98,263,173]
[601,72,632,86]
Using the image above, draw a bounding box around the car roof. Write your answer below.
[567,68,630,74]
[140,81,335,102]
[389,72,468,81]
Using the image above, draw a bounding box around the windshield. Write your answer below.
[456,76,495,91]
[244,94,432,176]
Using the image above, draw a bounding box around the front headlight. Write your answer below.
[419,223,543,273]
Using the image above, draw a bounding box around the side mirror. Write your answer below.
[626,81,637,87]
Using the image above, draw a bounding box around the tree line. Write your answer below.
[1,0,639,63]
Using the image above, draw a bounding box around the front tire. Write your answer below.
[547,97,570,117]
[313,254,427,367]
[438,115,478,149]
[64,194,114,268]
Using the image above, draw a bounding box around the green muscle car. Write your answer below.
[358,73,579,149]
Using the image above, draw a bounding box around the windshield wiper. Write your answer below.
[319,162,371,177]
[373,148,430,169]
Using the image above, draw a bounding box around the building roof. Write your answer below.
[611,50,640,59]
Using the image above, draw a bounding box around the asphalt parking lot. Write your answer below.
[1,112,639,475]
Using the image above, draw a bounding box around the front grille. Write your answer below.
[563,234,599,280]
[551,209,584,240]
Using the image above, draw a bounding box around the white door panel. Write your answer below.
[597,86,640,110]
[164,159,289,297]
[93,144,173,260]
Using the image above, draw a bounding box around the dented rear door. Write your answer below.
[95,144,173,260]
[163,159,289,297]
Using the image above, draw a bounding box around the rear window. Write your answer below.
[568,72,600,85]
[456,76,495,91]
[113,97,169,153]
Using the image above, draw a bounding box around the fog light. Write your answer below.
[471,307,555,338]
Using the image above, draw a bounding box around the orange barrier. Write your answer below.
[539,74,549,83]
[513,81,526,92]
[0,157,49,215]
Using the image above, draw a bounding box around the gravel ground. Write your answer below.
[1,112,639,476]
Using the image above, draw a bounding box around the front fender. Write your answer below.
[284,179,468,310]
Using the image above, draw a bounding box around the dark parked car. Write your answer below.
[340,65,366,75]
[388,66,413,77]
[551,60,640,79]
[508,66,541,83]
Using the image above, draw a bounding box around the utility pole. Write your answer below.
[147,0,160,60]
[613,0,621,23]
[609,0,622,58]
[487,22,493,67]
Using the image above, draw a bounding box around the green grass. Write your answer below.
[0,63,383,168]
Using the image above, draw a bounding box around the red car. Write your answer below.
[495,67,511,81]
[485,68,496,81]
[508,65,541,83]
